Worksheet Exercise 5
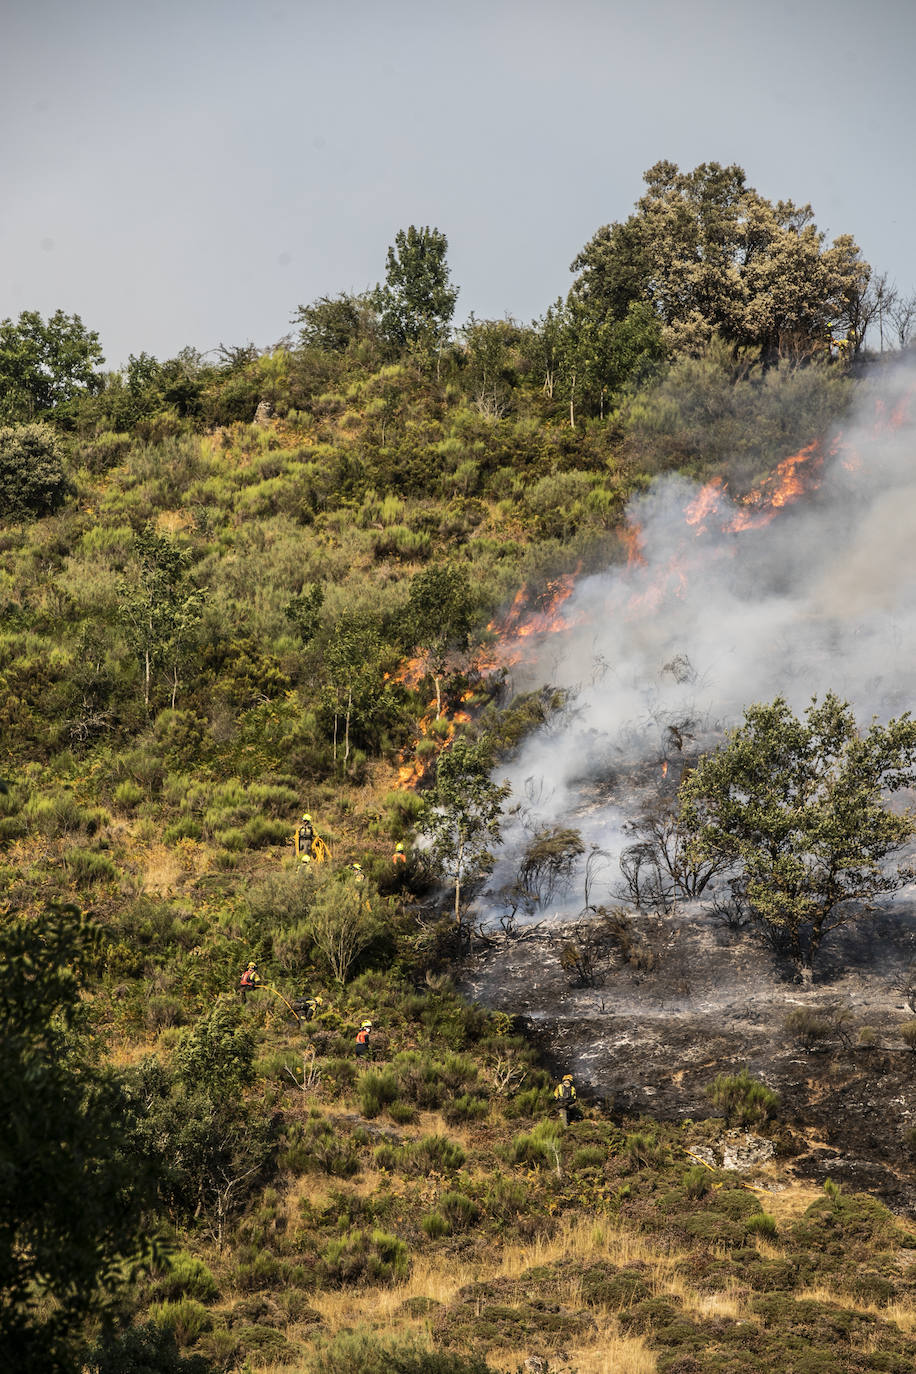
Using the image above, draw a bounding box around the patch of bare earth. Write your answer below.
[461,899,916,1211]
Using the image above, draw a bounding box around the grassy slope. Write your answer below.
[6,364,914,1373]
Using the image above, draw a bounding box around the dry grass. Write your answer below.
[490,1318,657,1374]
[141,843,187,895]
[745,1180,822,1228]
[796,1283,916,1333]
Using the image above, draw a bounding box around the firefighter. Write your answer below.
[293,993,323,1022]
[554,1074,577,1126]
[295,814,315,861]
[239,961,261,1003]
[350,862,365,883]
[355,1019,372,1059]
[392,842,407,866]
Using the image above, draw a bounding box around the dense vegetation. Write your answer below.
[3,165,916,1373]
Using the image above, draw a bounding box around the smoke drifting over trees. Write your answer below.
[485,360,916,917]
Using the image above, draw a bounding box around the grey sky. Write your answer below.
[3,0,914,367]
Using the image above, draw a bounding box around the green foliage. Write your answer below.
[152,1252,219,1304]
[307,875,379,983]
[300,1328,493,1374]
[419,734,511,923]
[148,1298,212,1348]
[378,226,459,355]
[679,692,916,970]
[0,907,156,1372]
[746,1211,779,1238]
[86,1322,211,1374]
[571,160,869,360]
[0,308,104,421]
[173,1005,255,1097]
[706,1068,780,1125]
[319,1229,410,1286]
[118,524,205,710]
[358,1069,399,1118]
[0,422,70,520]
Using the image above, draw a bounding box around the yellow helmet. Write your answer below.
[302,813,311,821]
[395,842,404,852]
[362,1020,372,1029]
[563,1074,573,1082]
[247,962,257,970]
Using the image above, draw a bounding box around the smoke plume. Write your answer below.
[483,358,916,919]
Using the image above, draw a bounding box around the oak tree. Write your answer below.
[678,693,916,974]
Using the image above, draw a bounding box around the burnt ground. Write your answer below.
[460,896,916,1214]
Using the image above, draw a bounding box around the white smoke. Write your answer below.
[482,358,916,921]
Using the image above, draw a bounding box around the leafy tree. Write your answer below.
[118,525,205,710]
[460,315,532,418]
[377,226,459,360]
[0,309,104,421]
[419,736,510,924]
[307,874,379,982]
[284,581,324,645]
[571,161,869,362]
[129,1007,276,1252]
[322,613,401,766]
[292,291,380,353]
[678,693,916,974]
[557,296,666,424]
[404,564,476,717]
[0,907,155,1372]
[0,422,70,521]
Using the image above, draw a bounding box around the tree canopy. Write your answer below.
[419,736,510,924]
[678,693,916,972]
[0,309,104,422]
[571,161,870,361]
[377,226,459,355]
[0,909,154,1372]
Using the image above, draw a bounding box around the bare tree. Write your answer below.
[618,807,732,913]
[516,826,585,905]
[888,291,916,350]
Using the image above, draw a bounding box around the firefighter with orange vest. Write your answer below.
[239,961,262,1003]
[355,1020,372,1059]
[392,842,407,866]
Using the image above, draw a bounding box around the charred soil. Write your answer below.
[461,898,916,1213]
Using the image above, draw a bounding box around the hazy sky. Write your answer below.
[3,0,914,367]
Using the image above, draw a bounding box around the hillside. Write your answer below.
[7,322,916,1374]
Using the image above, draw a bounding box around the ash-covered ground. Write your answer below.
[460,896,916,1211]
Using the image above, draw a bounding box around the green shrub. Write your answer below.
[299,1328,492,1374]
[64,848,118,883]
[899,1020,916,1051]
[319,1229,409,1286]
[410,1134,466,1174]
[421,1211,450,1239]
[706,1068,779,1125]
[149,1298,212,1348]
[358,1069,399,1118]
[746,1211,779,1239]
[114,779,145,810]
[572,1146,606,1171]
[439,1191,481,1230]
[388,1101,418,1125]
[683,1164,712,1199]
[443,1093,489,1125]
[153,1252,219,1303]
[624,1130,670,1168]
[87,1321,211,1373]
[509,1120,563,1169]
[0,423,70,520]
